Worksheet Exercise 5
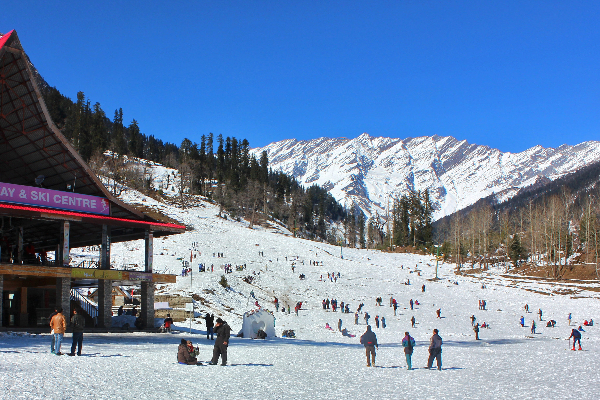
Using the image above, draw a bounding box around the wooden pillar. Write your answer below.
[56,277,70,322]
[19,287,28,327]
[98,225,112,328]
[16,226,23,264]
[144,230,153,273]
[0,275,3,327]
[59,221,70,267]
[97,280,112,328]
[141,230,154,328]
[100,225,111,269]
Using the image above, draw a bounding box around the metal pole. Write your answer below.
[435,245,440,280]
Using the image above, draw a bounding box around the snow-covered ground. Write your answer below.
[2,191,599,399]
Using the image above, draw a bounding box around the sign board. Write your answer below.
[0,181,110,215]
[128,272,153,282]
[185,303,194,312]
[71,268,122,280]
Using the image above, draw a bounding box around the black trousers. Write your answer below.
[211,343,228,365]
[427,348,442,370]
[71,332,83,355]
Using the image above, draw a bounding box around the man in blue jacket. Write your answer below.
[360,325,378,367]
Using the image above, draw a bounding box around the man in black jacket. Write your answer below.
[205,313,215,340]
[360,325,378,367]
[68,308,85,356]
[210,318,231,366]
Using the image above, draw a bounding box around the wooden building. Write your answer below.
[0,30,185,329]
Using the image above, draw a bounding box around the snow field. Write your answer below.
[2,193,599,399]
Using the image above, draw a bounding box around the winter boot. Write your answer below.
[572,345,576,351]
[578,345,583,351]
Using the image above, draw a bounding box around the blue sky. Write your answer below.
[3,1,599,152]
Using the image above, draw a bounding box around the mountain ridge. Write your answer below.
[251,133,600,220]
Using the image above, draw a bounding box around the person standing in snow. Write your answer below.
[381,317,386,329]
[364,312,370,325]
[360,325,378,367]
[68,308,85,356]
[49,308,66,355]
[355,312,359,325]
[205,313,215,340]
[411,316,416,328]
[427,329,443,370]
[402,332,415,370]
[531,320,536,334]
[410,299,414,310]
[470,315,476,326]
[338,318,342,331]
[473,323,480,340]
[538,309,543,321]
[422,284,426,292]
[436,309,441,318]
[569,328,582,351]
[210,318,231,366]
[48,308,58,354]
[568,313,572,326]
[520,316,525,327]
[375,315,380,328]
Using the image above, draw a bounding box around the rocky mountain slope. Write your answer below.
[252,133,600,220]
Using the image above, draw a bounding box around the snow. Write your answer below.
[2,189,599,399]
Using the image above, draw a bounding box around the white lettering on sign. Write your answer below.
[0,182,108,215]
[0,187,15,197]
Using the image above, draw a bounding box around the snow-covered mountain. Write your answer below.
[252,133,600,220]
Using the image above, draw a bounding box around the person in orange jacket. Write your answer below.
[49,307,66,355]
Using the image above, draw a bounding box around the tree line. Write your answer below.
[41,87,353,244]
[434,160,600,278]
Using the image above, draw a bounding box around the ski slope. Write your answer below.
[1,192,599,399]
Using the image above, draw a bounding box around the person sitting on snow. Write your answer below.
[177,339,200,365]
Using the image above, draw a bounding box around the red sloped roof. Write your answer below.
[0,30,14,50]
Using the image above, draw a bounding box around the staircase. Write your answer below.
[70,289,98,319]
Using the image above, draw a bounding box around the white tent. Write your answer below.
[241,309,275,339]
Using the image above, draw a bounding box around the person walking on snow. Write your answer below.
[520,316,525,327]
[411,316,416,328]
[568,313,572,326]
[569,328,582,351]
[436,309,441,318]
[381,317,386,329]
[427,329,443,370]
[473,323,480,340]
[375,315,380,328]
[538,309,543,321]
[355,312,359,325]
[531,320,536,334]
[402,332,416,370]
[364,312,370,325]
[360,325,378,367]
[410,299,414,310]
[470,315,476,326]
